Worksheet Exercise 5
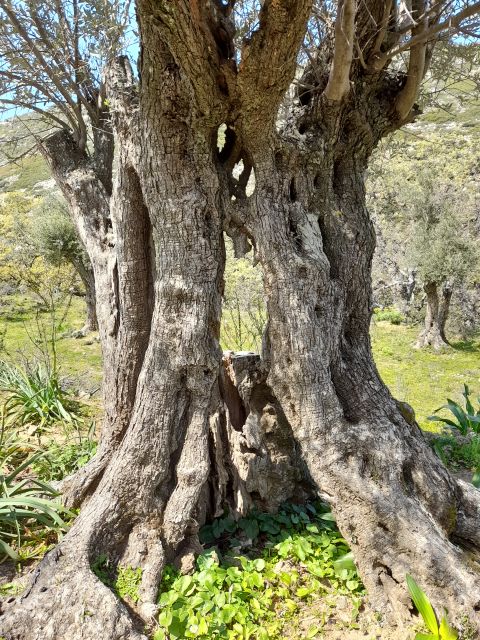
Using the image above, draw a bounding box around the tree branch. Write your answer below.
[374,0,480,68]
[238,0,313,134]
[323,0,356,101]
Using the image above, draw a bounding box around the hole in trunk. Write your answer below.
[217,124,236,163]
[289,178,297,202]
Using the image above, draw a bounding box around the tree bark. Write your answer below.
[416,281,451,350]
[235,148,480,628]
[0,24,228,639]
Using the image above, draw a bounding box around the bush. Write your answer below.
[373,307,404,325]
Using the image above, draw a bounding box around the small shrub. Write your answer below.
[373,307,404,325]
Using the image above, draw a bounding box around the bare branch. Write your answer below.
[374,0,480,67]
[323,0,356,101]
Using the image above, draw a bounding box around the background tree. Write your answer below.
[32,196,98,334]
[368,126,480,344]
[3,2,480,639]
[410,180,479,348]
[0,191,79,309]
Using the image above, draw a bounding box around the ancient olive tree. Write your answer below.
[369,153,480,348]
[410,178,479,349]
[3,2,480,639]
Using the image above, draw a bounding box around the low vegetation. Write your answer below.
[1,292,480,638]
[155,503,362,640]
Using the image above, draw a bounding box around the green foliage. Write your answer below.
[0,359,79,429]
[91,555,142,604]
[116,566,142,604]
[373,307,404,325]
[428,385,480,436]
[406,574,458,640]
[156,503,363,639]
[221,238,266,352]
[0,581,23,597]
[0,428,72,561]
[31,428,97,482]
[31,197,87,268]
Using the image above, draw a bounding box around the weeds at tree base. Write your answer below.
[91,555,142,605]
[154,502,363,640]
[429,385,480,487]
[0,425,74,562]
[406,574,458,639]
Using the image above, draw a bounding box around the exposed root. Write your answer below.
[0,546,147,640]
[60,448,110,508]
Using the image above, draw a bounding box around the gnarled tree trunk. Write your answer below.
[235,142,480,628]
[416,281,452,350]
[0,23,228,638]
[3,2,480,638]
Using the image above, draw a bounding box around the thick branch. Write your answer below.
[136,0,228,123]
[395,1,428,120]
[238,0,313,135]
[323,0,356,101]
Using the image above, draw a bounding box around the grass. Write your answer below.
[371,322,480,431]
[0,294,102,387]
[2,295,480,434]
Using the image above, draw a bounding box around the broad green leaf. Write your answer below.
[158,609,173,628]
[0,538,18,559]
[406,575,439,635]
[333,551,356,572]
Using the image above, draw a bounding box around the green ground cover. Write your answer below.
[371,322,480,431]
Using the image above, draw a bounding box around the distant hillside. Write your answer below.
[0,114,53,194]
